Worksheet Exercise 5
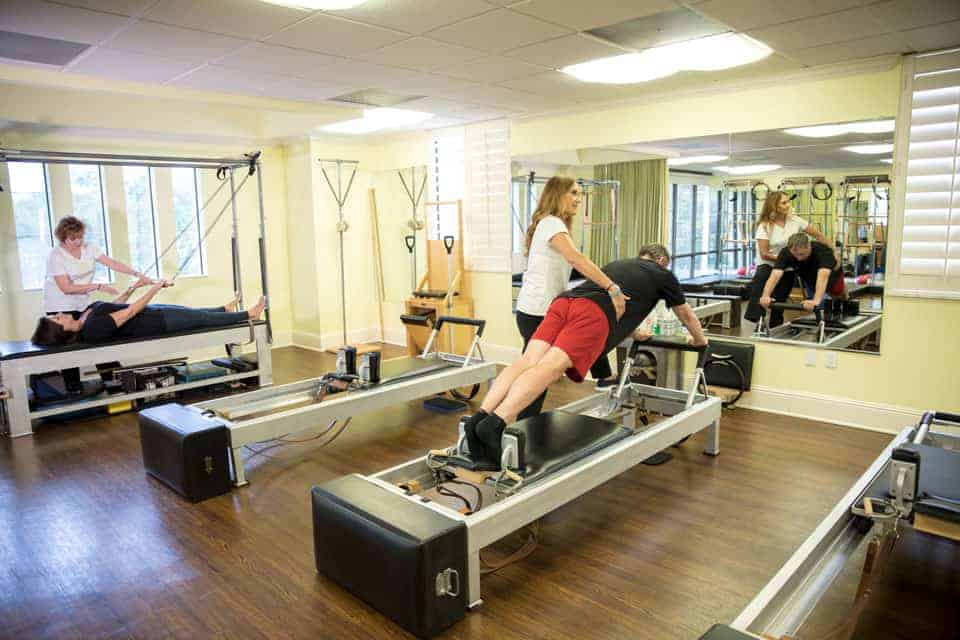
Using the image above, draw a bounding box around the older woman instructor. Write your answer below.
[42,215,152,392]
[503,176,627,423]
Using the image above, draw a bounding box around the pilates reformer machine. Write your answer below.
[754,301,882,350]
[139,316,495,489]
[0,148,273,439]
[700,410,960,640]
[310,337,721,638]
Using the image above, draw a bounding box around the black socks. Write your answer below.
[475,413,507,467]
[462,410,488,461]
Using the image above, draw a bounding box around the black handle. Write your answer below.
[435,315,485,338]
[443,235,454,254]
[921,410,960,427]
[630,336,707,355]
[404,235,415,252]
[400,313,433,327]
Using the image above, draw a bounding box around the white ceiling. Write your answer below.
[1,0,958,130]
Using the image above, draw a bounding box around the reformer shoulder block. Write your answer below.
[138,403,232,502]
[312,475,467,639]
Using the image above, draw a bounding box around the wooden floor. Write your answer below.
[0,345,950,639]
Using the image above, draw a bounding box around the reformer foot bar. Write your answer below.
[0,322,272,438]
[701,410,960,640]
[310,338,721,638]
[142,316,495,487]
[755,303,881,349]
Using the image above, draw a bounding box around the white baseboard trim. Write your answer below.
[732,384,920,434]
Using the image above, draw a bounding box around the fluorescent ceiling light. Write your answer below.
[668,155,729,166]
[561,33,772,84]
[321,107,433,134]
[881,158,893,164]
[713,164,781,175]
[260,0,365,9]
[784,120,895,137]
[843,144,894,154]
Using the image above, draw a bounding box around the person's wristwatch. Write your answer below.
[606,284,623,297]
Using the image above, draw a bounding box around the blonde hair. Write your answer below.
[757,190,790,234]
[524,176,576,256]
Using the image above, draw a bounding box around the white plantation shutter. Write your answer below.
[427,131,464,241]
[463,120,511,272]
[889,49,960,298]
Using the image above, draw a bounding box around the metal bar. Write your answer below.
[255,160,273,344]
[0,148,249,167]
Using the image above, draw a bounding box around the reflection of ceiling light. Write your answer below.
[881,158,893,164]
[561,33,772,84]
[321,107,433,134]
[843,144,894,154]
[260,0,365,9]
[668,155,729,166]
[784,120,895,137]
[713,164,781,174]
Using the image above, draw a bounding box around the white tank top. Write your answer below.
[515,215,572,316]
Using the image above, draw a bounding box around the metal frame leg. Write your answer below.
[4,362,33,437]
[704,418,720,456]
[256,327,273,386]
[467,548,483,608]
[232,445,248,487]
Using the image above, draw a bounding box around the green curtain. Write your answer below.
[591,159,667,265]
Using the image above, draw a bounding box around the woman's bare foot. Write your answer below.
[246,295,267,320]
[224,293,241,313]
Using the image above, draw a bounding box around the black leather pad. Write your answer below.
[506,411,632,480]
[312,475,467,638]
[907,444,960,523]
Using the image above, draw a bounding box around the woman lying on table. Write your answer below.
[31,276,266,346]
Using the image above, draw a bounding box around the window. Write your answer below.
[668,179,722,280]
[171,167,205,276]
[68,164,111,282]
[122,166,159,278]
[887,48,960,299]
[9,162,53,290]
[428,133,464,240]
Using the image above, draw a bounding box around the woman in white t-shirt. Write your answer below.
[508,176,626,419]
[745,191,833,327]
[42,215,148,391]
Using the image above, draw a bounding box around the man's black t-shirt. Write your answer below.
[79,301,166,343]
[774,241,840,287]
[558,257,686,351]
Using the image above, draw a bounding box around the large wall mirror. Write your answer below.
[511,118,894,354]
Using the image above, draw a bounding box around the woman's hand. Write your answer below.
[610,290,630,320]
[759,295,773,309]
[632,328,652,341]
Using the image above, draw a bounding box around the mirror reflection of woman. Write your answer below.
[513,176,627,418]
[42,215,153,391]
[745,191,834,328]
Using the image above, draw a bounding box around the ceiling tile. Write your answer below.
[387,71,482,97]
[783,34,911,67]
[498,70,631,100]
[502,34,628,69]
[426,8,572,53]
[218,43,340,82]
[67,46,197,82]
[332,0,496,35]
[109,20,247,63]
[401,96,514,119]
[358,37,486,71]
[693,0,863,32]
[291,59,425,92]
[261,76,352,103]
[52,1,154,16]
[0,0,129,44]
[748,7,890,51]
[434,55,547,83]
[267,12,407,57]
[512,0,677,31]
[172,64,347,102]
[870,0,960,32]
[899,20,960,53]
[143,0,308,40]
[454,84,557,110]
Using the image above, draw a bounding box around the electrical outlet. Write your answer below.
[825,352,838,369]
[805,350,817,367]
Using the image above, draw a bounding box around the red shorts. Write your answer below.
[828,273,846,297]
[530,297,609,382]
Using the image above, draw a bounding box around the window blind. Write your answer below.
[463,120,511,272]
[891,49,960,297]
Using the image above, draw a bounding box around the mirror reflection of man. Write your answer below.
[760,233,846,313]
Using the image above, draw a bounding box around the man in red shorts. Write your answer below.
[463,244,709,467]
[759,232,846,313]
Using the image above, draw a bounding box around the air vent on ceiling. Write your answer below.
[587,8,729,51]
[329,89,425,108]
[0,30,89,66]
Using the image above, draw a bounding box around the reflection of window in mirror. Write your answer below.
[667,178,722,281]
